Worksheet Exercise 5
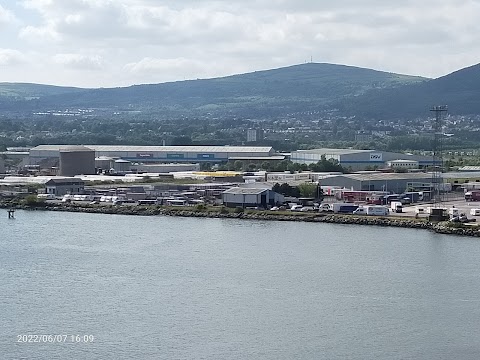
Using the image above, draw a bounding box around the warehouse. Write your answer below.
[29,145,275,164]
[130,163,201,173]
[319,172,435,194]
[45,178,85,196]
[222,188,284,208]
[291,148,436,171]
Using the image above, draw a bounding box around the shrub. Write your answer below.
[234,207,244,213]
[195,204,207,212]
[220,207,229,214]
[23,195,45,206]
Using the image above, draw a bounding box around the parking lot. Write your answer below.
[394,198,480,220]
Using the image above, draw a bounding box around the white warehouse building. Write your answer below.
[29,145,275,165]
[291,148,436,171]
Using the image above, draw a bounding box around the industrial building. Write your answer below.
[246,129,264,142]
[291,148,436,170]
[319,172,435,194]
[59,146,96,176]
[95,156,115,171]
[222,188,284,208]
[45,178,85,196]
[131,163,201,173]
[29,145,275,164]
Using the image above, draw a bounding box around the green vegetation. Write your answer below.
[0,63,425,119]
[194,204,207,212]
[272,182,323,200]
[23,195,45,206]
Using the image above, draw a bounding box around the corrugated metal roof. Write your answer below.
[443,172,480,178]
[228,156,285,160]
[326,172,433,181]
[223,187,267,195]
[293,148,374,155]
[32,145,273,153]
[457,166,480,172]
[59,145,94,152]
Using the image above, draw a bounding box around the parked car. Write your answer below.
[318,203,332,212]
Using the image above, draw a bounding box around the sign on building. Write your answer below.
[369,153,383,161]
[197,154,215,159]
[167,154,185,159]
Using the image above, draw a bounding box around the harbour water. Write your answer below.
[2,210,480,359]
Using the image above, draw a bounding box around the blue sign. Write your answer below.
[167,154,185,159]
[197,154,215,159]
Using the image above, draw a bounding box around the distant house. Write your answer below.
[222,188,284,208]
[45,178,85,197]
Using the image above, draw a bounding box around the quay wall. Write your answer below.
[1,201,479,237]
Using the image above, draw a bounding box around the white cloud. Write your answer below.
[0,49,25,66]
[53,53,105,70]
[1,0,479,86]
[0,4,16,26]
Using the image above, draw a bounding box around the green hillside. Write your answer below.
[0,63,427,117]
[0,83,85,99]
[338,63,480,118]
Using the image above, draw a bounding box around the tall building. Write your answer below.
[247,129,264,142]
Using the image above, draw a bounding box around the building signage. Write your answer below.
[197,154,215,159]
[167,154,185,159]
[369,153,383,161]
[136,153,153,158]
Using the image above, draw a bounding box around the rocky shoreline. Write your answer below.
[2,202,479,237]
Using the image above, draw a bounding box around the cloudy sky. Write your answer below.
[1,0,479,88]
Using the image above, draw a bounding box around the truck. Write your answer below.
[331,203,359,214]
[470,209,480,216]
[465,191,480,201]
[353,205,389,216]
[390,201,403,213]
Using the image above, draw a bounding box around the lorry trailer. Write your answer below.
[332,203,359,214]
[353,205,389,216]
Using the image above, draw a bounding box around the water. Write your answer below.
[2,210,480,359]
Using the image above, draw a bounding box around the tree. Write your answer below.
[233,160,244,171]
[247,163,257,171]
[298,183,317,198]
[172,136,193,146]
[274,183,300,197]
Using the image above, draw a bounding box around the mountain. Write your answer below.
[0,83,85,99]
[0,63,426,117]
[339,63,480,119]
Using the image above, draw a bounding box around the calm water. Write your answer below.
[1,210,480,359]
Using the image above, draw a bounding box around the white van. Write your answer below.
[470,209,480,216]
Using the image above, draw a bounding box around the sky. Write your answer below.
[1,0,480,88]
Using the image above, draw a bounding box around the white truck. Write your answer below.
[390,201,403,213]
[353,205,389,216]
[470,209,480,216]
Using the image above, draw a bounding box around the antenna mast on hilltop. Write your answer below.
[430,105,448,207]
